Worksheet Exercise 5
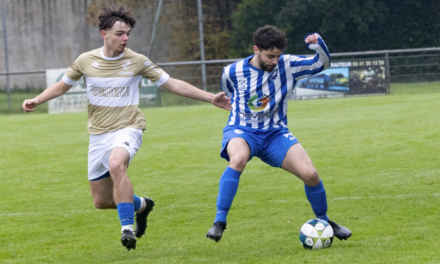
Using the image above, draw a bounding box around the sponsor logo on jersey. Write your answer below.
[122,60,131,70]
[248,94,271,111]
[119,71,134,76]
[90,86,130,97]
[91,61,100,68]
[234,129,244,134]
[239,106,280,122]
[144,61,151,67]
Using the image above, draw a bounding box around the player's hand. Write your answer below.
[22,98,39,112]
[305,33,319,44]
[212,92,232,111]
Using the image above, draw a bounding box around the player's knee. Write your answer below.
[302,169,320,186]
[229,154,248,171]
[108,160,125,175]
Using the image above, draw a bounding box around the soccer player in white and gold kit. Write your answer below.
[22,5,231,251]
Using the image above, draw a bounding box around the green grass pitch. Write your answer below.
[1,80,439,114]
[0,93,439,263]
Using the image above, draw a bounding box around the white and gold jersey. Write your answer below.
[62,47,169,135]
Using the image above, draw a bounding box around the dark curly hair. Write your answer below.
[98,4,136,31]
[253,25,288,51]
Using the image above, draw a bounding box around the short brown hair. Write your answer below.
[98,5,136,31]
[253,25,288,51]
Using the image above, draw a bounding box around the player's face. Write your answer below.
[102,21,131,55]
[254,46,283,72]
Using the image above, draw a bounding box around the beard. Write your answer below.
[257,54,277,72]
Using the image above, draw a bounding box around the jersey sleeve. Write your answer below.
[289,33,330,81]
[62,54,86,85]
[140,57,170,87]
[220,67,234,98]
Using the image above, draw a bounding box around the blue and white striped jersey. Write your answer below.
[221,34,330,130]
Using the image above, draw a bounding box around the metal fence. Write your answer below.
[154,47,440,97]
[1,47,440,113]
[330,47,440,95]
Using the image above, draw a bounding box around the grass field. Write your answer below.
[0,92,48,114]
[1,93,439,263]
[390,81,440,94]
[2,80,439,114]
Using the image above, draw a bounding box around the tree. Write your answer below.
[168,0,241,61]
[228,0,288,57]
[229,0,440,56]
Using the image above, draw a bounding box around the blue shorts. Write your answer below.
[220,125,299,167]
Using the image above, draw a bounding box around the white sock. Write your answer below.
[137,198,146,214]
[121,224,134,233]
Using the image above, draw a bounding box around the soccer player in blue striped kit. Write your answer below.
[206,25,352,242]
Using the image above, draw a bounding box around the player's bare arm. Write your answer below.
[160,77,232,111]
[22,80,72,112]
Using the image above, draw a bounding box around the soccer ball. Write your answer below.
[299,218,334,249]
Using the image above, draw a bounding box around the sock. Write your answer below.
[214,167,241,224]
[133,195,141,212]
[304,181,329,222]
[121,224,133,233]
[117,203,134,231]
[138,196,146,213]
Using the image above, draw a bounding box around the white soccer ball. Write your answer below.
[299,218,334,249]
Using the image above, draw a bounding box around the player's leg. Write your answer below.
[107,146,138,250]
[108,147,134,224]
[207,137,251,242]
[88,170,154,244]
[281,144,351,240]
[110,128,155,243]
[281,144,328,220]
[87,128,154,250]
[89,173,151,212]
[89,174,116,209]
[215,137,250,223]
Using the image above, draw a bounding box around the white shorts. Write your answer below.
[88,127,143,181]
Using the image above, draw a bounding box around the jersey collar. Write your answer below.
[100,47,125,61]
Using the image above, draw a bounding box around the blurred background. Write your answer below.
[1,0,440,113]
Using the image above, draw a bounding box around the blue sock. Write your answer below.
[133,195,141,212]
[214,167,241,224]
[304,181,329,222]
[116,203,135,226]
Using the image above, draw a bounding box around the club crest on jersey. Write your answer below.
[237,78,248,91]
[269,69,278,81]
[248,94,271,111]
[122,60,131,70]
